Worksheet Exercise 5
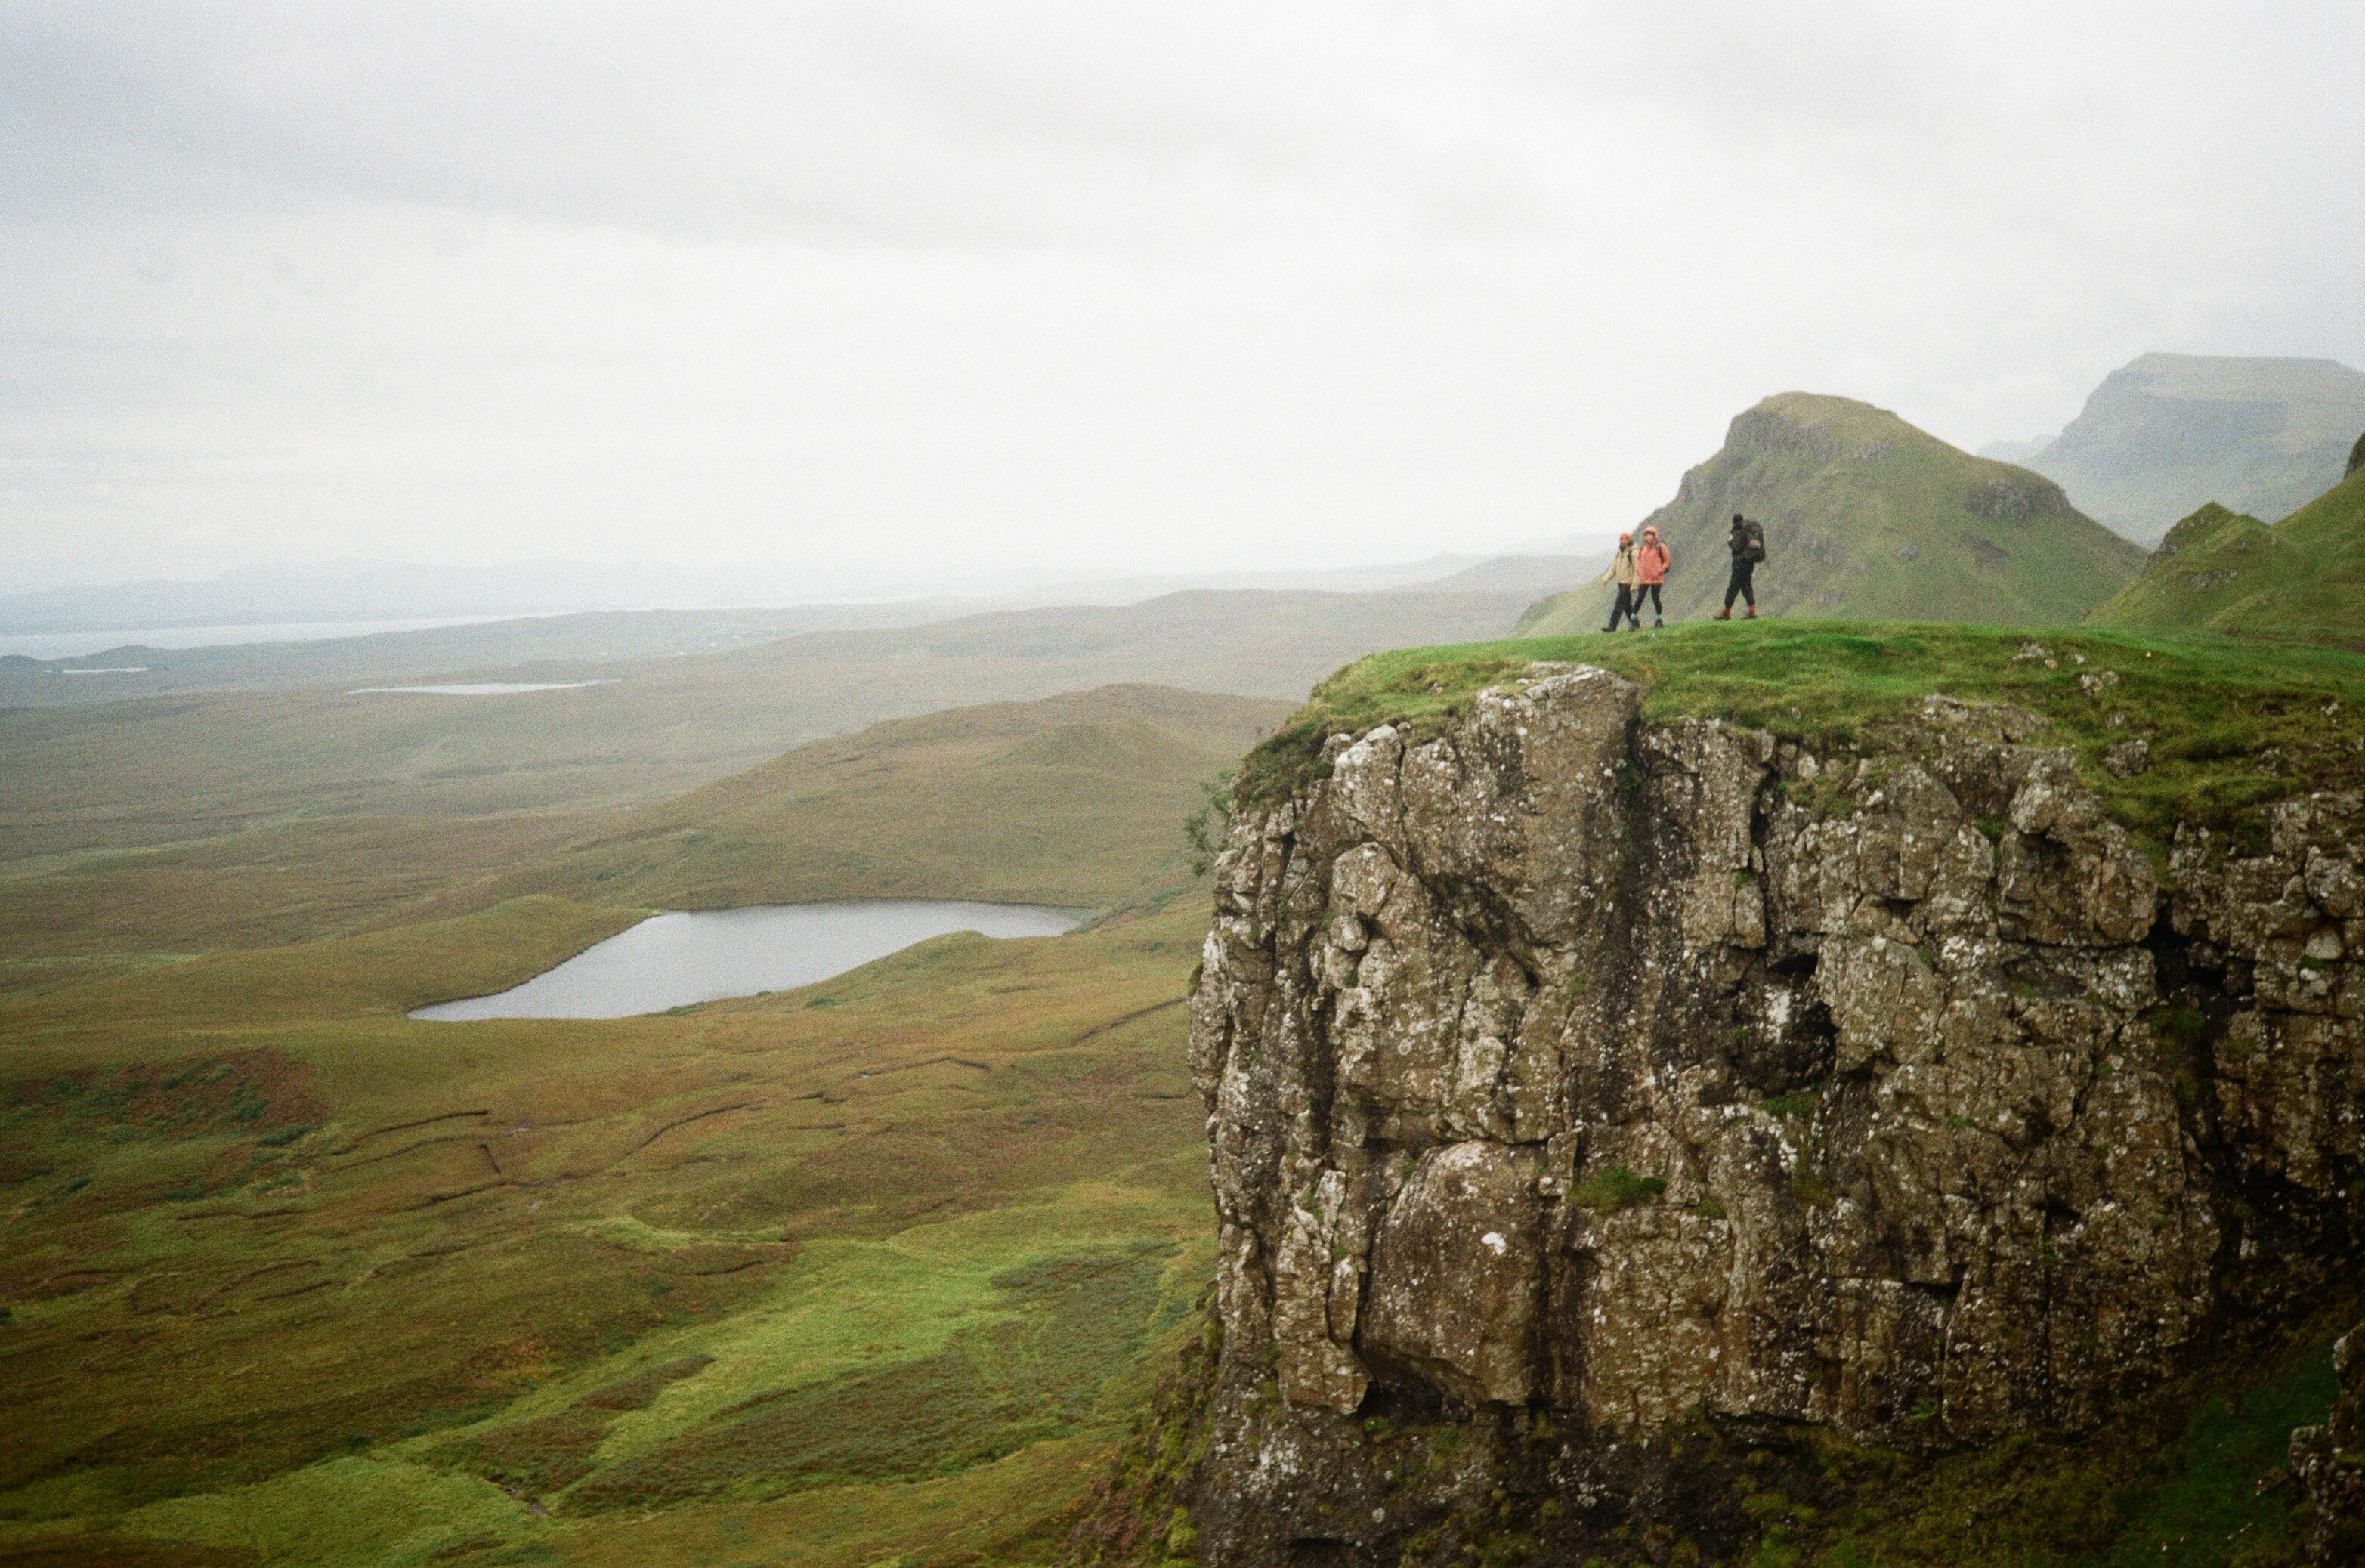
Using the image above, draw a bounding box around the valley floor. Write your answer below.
[0,684,1256,1568]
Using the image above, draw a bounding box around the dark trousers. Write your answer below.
[1637,583,1663,619]
[1606,584,1640,629]
[1724,560,1757,609]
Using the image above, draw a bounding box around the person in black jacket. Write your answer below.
[1714,513,1764,620]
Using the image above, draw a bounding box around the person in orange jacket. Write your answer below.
[1634,525,1671,627]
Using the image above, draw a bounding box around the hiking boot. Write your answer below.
[1601,622,1615,634]
[1714,608,1732,620]
[1745,605,1758,619]
[1653,617,1663,629]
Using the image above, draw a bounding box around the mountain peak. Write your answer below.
[2028,352,2365,542]
[1520,391,2143,632]
[1725,391,1910,455]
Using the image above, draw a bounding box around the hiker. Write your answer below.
[1714,512,1765,620]
[1598,532,1640,631]
[1635,525,1671,627]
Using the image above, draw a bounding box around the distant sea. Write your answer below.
[0,616,529,661]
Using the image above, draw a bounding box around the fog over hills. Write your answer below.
[0,581,1554,863]
[1992,353,2365,544]
[0,551,1597,646]
[1520,392,2145,633]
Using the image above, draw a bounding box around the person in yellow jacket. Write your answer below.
[1598,533,1640,632]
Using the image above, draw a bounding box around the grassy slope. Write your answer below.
[0,685,1286,985]
[0,679,1247,1564]
[0,897,1213,1567]
[1518,393,2147,635]
[0,587,1531,865]
[1243,620,2365,854]
[501,685,1288,914]
[2088,466,2365,642]
[0,812,601,982]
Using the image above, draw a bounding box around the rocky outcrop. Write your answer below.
[1179,663,2365,1566]
[2292,1323,2365,1562]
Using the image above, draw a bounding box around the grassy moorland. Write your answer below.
[501,685,1288,914]
[0,680,1275,1566]
[0,685,1287,1001]
[1242,620,2365,853]
[0,586,1532,866]
[0,894,1215,1567]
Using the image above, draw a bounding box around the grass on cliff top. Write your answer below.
[1237,620,2365,852]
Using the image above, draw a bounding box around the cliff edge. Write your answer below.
[1155,652,2364,1566]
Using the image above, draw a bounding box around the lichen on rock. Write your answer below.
[1173,660,2365,1566]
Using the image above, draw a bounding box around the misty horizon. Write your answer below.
[5,3,2360,597]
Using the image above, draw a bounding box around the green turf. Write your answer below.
[2088,466,2365,643]
[1238,620,2365,855]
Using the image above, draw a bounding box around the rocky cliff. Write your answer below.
[1174,660,2365,1566]
[2292,1322,2365,1561]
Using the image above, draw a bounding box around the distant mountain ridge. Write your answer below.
[1519,391,2146,632]
[2021,352,2365,543]
[0,552,1598,637]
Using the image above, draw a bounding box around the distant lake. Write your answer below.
[349,681,609,696]
[0,616,533,661]
[411,900,1087,1021]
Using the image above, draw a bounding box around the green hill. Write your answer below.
[503,684,1291,912]
[2088,463,2365,641]
[2025,352,2365,543]
[1517,392,2147,635]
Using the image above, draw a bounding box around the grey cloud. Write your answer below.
[0,2,1506,248]
[0,2,2360,595]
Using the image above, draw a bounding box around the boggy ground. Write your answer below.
[0,683,1280,1567]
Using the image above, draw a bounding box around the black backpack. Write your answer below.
[1742,518,1767,563]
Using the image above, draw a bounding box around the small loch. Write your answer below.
[411,900,1086,1021]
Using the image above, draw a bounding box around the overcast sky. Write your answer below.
[4,1,2361,598]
